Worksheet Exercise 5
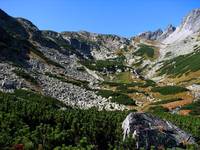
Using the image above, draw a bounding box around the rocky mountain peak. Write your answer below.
[138,29,163,41]
[166,24,176,33]
[163,8,200,44]
[180,8,200,32]
[158,24,176,41]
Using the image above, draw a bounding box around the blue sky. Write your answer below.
[1,0,200,37]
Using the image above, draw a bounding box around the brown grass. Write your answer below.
[179,110,192,116]
[162,92,193,110]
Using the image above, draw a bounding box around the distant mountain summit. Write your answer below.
[137,24,176,41]
[163,8,200,44]
[181,8,200,33]
[136,9,200,44]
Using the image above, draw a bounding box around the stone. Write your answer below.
[122,113,196,149]
[2,79,17,89]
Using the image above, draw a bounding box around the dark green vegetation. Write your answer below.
[181,100,200,116]
[13,69,38,86]
[97,90,136,105]
[151,86,188,95]
[103,81,144,87]
[0,90,199,149]
[0,89,136,150]
[80,57,126,72]
[115,84,144,94]
[103,79,155,88]
[159,51,200,77]
[98,79,156,105]
[134,44,155,59]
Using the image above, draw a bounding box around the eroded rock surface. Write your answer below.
[122,113,195,149]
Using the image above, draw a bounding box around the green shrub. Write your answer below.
[134,44,155,58]
[80,58,125,72]
[13,69,38,86]
[151,86,188,95]
[97,90,135,105]
[181,100,200,116]
[0,89,132,149]
[148,106,169,113]
[143,79,156,87]
[158,51,200,77]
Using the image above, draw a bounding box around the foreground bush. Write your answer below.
[0,89,132,150]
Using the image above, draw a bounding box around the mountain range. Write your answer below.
[1,8,200,111]
[1,8,200,149]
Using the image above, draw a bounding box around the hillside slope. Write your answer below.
[0,8,200,113]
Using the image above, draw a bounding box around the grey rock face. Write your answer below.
[0,63,25,92]
[122,113,195,149]
[180,8,200,33]
[61,31,130,59]
[159,24,176,40]
[138,24,176,41]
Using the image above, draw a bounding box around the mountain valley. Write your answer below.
[1,8,200,149]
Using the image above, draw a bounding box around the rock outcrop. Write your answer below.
[122,113,195,149]
[137,24,176,41]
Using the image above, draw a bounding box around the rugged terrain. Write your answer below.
[0,8,200,149]
[1,8,200,113]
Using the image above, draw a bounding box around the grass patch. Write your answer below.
[103,81,144,87]
[103,79,155,88]
[97,90,135,105]
[151,86,188,95]
[80,57,126,72]
[114,72,133,83]
[134,44,155,59]
[115,84,148,96]
[151,98,183,105]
